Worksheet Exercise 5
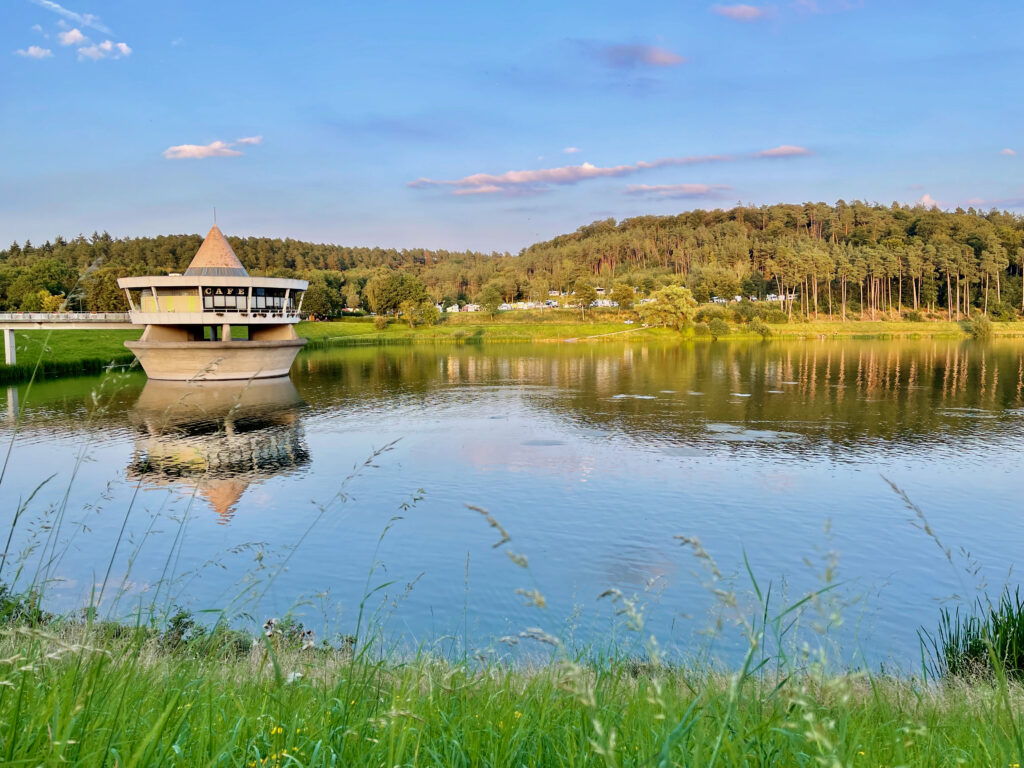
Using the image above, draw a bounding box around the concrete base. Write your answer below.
[125,338,307,381]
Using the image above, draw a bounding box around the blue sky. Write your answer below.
[2,0,1022,252]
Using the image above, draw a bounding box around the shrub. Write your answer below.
[764,309,789,324]
[732,301,759,323]
[695,305,732,323]
[903,310,924,322]
[988,301,1017,322]
[922,587,1024,681]
[708,317,730,340]
[967,314,993,340]
[693,322,711,338]
[749,318,772,339]
[373,315,388,331]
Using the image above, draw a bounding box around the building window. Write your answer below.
[203,287,248,311]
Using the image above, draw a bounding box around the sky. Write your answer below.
[1,0,1022,253]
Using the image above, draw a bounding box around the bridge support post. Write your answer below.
[3,328,14,365]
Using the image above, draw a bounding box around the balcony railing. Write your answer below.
[0,312,132,322]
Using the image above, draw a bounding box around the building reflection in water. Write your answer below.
[127,378,310,523]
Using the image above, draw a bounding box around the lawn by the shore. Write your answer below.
[6,312,1024,380]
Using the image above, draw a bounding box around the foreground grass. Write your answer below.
[1,620,1022,768]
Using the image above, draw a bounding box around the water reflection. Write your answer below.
[292,340,1024,456]
[4,340,1024,663]
[126,378,310,523]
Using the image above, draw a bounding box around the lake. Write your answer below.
[1,339,1021,667]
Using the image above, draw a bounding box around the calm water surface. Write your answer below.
[2,340,1022,666]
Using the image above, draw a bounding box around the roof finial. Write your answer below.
[213,206,217,225]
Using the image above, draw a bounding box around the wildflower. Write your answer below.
[301,628,315,651]
[514,711,522,719]
[270,726,283,735]
[263,618,278,637]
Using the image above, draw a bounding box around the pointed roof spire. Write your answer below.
[184,225,248,277]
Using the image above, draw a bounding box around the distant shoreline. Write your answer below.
[3,315,1024,385]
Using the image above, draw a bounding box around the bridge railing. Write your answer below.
[0,312,132,322]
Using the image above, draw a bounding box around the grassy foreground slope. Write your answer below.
[1,623,1022,767]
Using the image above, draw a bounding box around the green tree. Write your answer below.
[610,282,634,313]
[301,273,344,318]
[82,268,128,312]
[478,281,503,318]
[637,285,698,331]
[365,270,427,316]
[573,279,598,319]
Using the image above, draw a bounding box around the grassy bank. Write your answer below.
[0,610,1020,767]
[6,314,1024,385]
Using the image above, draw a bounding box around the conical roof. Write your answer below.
[202,479,248,524]
[184,225,248,277]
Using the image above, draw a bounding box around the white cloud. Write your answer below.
[625,183,731,198]
[58,27,86,45]
[163,136,264,159]
[14,45,53,58]
[755,144,812,157]
[1001,148,1016,156]
[711,4,770,21]
[410,145,809,195]
[917,193,943,208]
[171,37,184,46]
[29,0,112,34]
[77,39,131,60]
[563,147,581,154]
[31,23,46,35]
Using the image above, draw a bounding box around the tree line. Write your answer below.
[1,201,1022,320]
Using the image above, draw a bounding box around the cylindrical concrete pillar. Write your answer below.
[3,328,15,365]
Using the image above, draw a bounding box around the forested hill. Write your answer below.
[2,201,1023,318]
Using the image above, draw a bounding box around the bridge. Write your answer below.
[0,312,135,365]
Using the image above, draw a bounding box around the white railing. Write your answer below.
[0,312,131,322]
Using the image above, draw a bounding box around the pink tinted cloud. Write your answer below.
[1001,148,1016,156]
[236,135,263,145]
[410,146,809,196]
[599,44,686,68]
[711,4,770,21]
[163,140,244,160]
[755,145,812,157]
